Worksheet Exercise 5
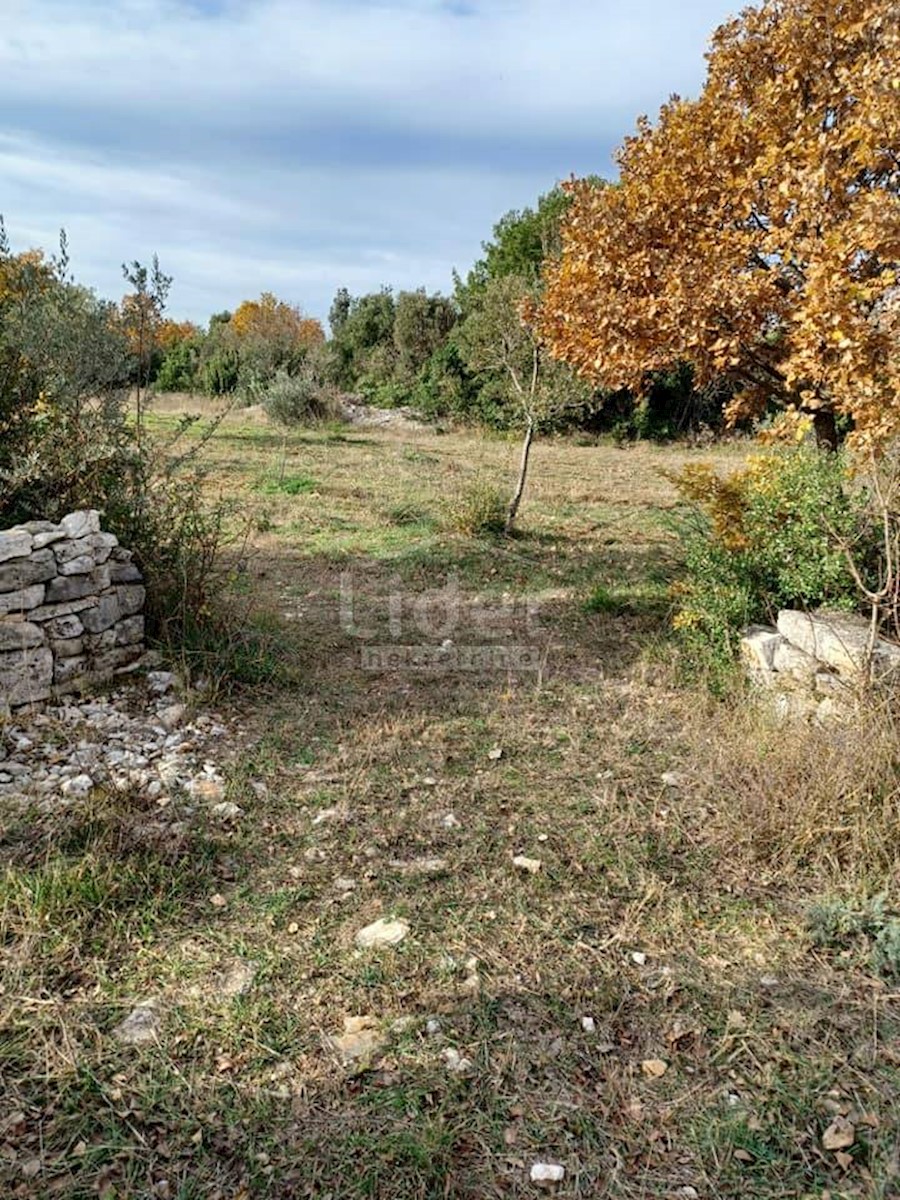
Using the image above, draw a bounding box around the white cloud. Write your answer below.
[0,0,738,320]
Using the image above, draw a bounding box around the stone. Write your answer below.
[116,584,146,617]
[57,555,96,577]
[115,614,145,646]
[660,771,686,788]
[159,703,186,730]
[329,1016,385,1066]
[0,621,44,652]
[0,549,57,591]
[581,1016,596,1033]
[772,638,820,681]
[441,1047,473,1073]
[0,529,33,563]
[45,567,110,604]
[54,656,89,685]
[110,560,143,584]
[50,636,85,659]
[513,854,542,874]
[190,776,226,803]
[814,670,848,697]
[211,801,243,819]
[28,596,99,623]
[739,624,784,672]
[60,510,101,540]
[777,609,900,680]
[530,1164,565,1185]
[45,614,84,640]
[32,527,67,550]
[0,646,52,707]
[355,917,410,948]
[80,594,120,634]
[218,959,257,997]
[0,585,45,615]
[148,671,177,694]
[61,774,94,797]
[426,1018,442,1036]
[112,1002,160,1045]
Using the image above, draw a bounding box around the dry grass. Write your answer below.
[3,408,900,1198]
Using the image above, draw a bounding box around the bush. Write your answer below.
[443,480,507,537]
[260,368,342,427]
[0,231,258,683]
[669,447,868,674]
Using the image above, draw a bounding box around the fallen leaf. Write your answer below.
[822,1115,856,1151]
[641,1058,668,1078]
[733,1149,754,1163]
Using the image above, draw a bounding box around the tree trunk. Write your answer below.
[812,408,838,451]
[505,415,535,535]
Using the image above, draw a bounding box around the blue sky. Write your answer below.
[1,0,738,325]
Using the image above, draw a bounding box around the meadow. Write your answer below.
[3,408,899,1199]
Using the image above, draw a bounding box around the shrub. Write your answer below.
[260,368,341,427]
[443,480,507,537]
[669,447,868,673]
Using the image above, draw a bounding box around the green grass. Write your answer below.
[4,415,900,1198]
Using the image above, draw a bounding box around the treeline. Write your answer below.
[147,186,728,441]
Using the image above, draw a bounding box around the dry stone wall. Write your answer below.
[0,511,146,714]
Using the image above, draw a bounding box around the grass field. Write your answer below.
[3,408,900,1199]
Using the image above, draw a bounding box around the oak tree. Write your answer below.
[536,0,900,448]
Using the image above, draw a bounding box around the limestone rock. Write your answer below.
[60,511,101,540]
[0,585,45,615]
[0,646,52,706]
[355,917,410,948]
[530,1163,565,1185]
[116,584,146,617]
[0,549,57,591]
[80,595,120,634]
[0,621,44,652]
[113,1002,160,1045]
[777,609,900,680]
[45,567,110,604]
[328,1016,385,1066]
[772,639,820,682]
[0,529,33,564]
[739,624,783,672]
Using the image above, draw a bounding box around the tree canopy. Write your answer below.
[535,0,900,448]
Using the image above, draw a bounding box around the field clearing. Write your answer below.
[3,409,900,1199]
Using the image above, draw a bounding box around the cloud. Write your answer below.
[0,0,738,321]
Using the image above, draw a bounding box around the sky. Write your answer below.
[0,0,739,326]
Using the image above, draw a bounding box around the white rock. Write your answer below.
[512,854,542,874]
[660,771,685,788]
[113,1003,160,1045]
[211,801,243,820]
[159,703,186,731]
[61,774,94,798]
[426,1018,442,1036]
[739,624,783,672]
[441,812,460,829]
[147,670,177,695]
[581,1016,596,1033]
[441,1047,473,1073]
[329,1016,384,1065]
[60,510,101,540]
[530,1163,565,1184]
[355,917,410,948]
[777,608,900,680]
[631,951,648,966]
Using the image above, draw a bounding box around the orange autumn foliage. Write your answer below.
[536,0,900,447]
[229,292,324,351]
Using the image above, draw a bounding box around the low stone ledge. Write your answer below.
[740,607,900,723]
